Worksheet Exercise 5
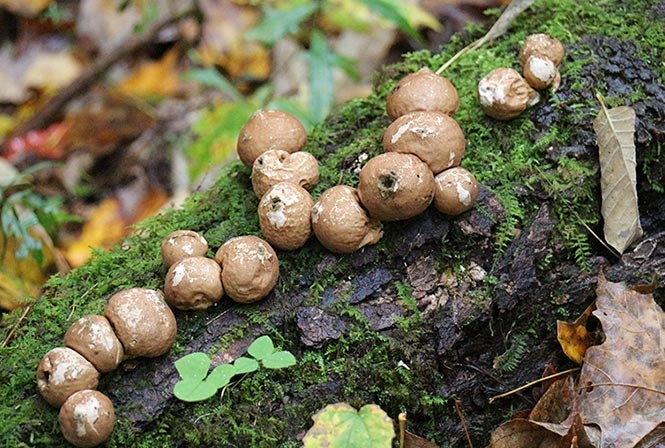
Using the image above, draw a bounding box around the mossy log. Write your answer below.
[2,0,664,446]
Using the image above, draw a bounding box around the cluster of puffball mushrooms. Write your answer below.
[35,34,563,447]
[478,33,565,120]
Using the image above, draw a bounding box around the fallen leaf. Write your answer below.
[403,429,439,448]
[303,402,395,448]
[557,303,600,364]
[117,47,182,98]
[593,97,642,253]
[579,272,665,448]
[0,0,52,17]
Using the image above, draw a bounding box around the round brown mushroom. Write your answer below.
[251,149,319,198]
[59,389,115,448]
[36,347,100,408]
[164,256,224,310]
[160,230,208,268]
[519,33,565,67]
[215,236,279,303]
[433,167,479,215]
[311,185,383,254]
[477,68,540,120]
[386,67,459,119]
[236,110,307,167]
[358,152,435,221]
[104,288,177,358]
[382,110,466,174]
[64,315,124,373]
[258,182,314,251]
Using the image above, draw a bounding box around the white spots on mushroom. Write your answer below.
[456,182,472,206]
[311,202,322,224]
[172,263,186,287]
[527,55,556,83]
[391,122,411,144]
[73,396,101,437]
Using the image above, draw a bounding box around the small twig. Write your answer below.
[488,367,580,404]
[398,412,407,448]
[578,382,665,396]
[454,399,473,448]
[6,6,195,142]
[2,304,32,347]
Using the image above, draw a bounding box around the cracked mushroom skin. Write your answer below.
[161,230,208,268]
[104,288,177,358]
[251,149,319,198]
[258,182,314,251]
[64,315,124,373]
[236,110,307,167]
[477,68,540,120]
[358,152,435,221]
[59,389,115,448]
[522,55,560,90]
[164,256,224,310]
[433,167,479,215]
[519,33,565,68]
[215,236,279,303]
[382,110,466,174]
[386,67,459,119]
[36,347,100,408]
[311,185,383,254]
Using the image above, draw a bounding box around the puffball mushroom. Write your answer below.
[311,185,383,254]
[358,152,435,221]
[63,315,124,373]
[433,167,479,216]
[382,110,466,174]
[258,182,314,251]
[477,68,540,120]
[215,235,279,303]
[386,67,459,119]
[36,347,100,408]
[104,288,177,358]
[519,33,565,68]
[251,149,319,198]
[522,55,560,90]
[164,256,224,310]
[161,230,208,268]
[237,110,307,167]
[59,389,115,448]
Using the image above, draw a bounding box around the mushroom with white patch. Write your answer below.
[382,110,466,174]
[36,347,100,408]
[164,256,224,310]
[477,67,540,120]
[258,182,314,251]
[251,149,319,198]
[215,236,279,303]
[64,315,124,373]
[433,167,479,215]
[311,185,383,254]
[160,230,208,268]
[104,288,177,358]
[59,389,115,448]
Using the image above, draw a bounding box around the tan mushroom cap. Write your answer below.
[358,152,435,221]
[104,288,177,358]
[258,182,314,251]
[215,236,279,303]
[164,256,224,310]
[251,149,319,198]
[519,33,565,67]
[477,68,539,121]
[382,110,466,174]
[386,67,459,119]
[523,55,560,91]
[311,185,383,254]
[59,389,115,448]
[64,315,124,373]
[161,230,208,268]
[433,167,479,215]
[36,347,100,408]
[237,110,307,167]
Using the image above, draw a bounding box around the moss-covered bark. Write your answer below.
[2,0,664,446]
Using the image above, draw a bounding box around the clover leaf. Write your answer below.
[247,335,297,369]
[173,353,236,402]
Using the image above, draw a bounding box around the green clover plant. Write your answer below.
[173,335,296,402]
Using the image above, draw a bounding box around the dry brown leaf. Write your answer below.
[117,47,182,98]
[557,303,600,364]
[593,98,642,253]
[579,272,665,448]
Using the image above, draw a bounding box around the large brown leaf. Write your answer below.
[579,273,665,447]
[593,100,642,253]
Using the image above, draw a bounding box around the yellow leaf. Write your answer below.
[0,0,52,17]
[117,48,181,98]
[556,303,598,364]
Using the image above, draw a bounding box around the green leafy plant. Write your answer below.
[173,335,296,402]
